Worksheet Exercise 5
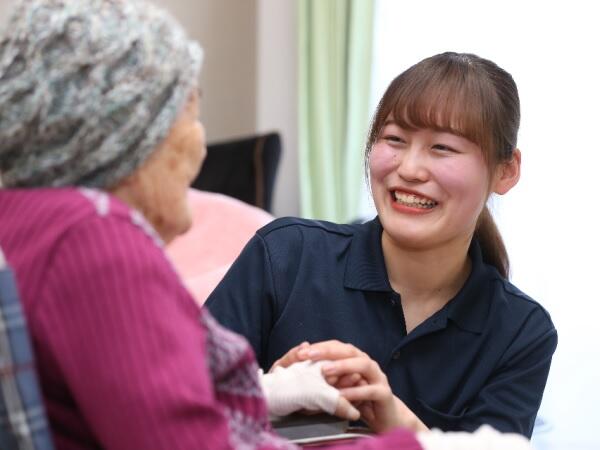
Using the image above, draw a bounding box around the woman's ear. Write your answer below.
[492,148,521,195]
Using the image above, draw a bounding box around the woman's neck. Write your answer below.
[381,231,472,321]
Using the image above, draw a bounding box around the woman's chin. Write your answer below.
[172,214,194,241]
[178,218,193,237]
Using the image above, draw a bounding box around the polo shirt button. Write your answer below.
[393,351,401,360]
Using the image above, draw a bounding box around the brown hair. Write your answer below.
[366,52,520,278]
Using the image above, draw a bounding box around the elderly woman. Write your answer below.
[0,1,534,449]
[0,0,409,448]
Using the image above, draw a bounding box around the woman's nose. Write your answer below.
[395,147,429,182]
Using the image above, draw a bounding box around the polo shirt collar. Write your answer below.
[343,217,392,292]
[343,217,495,334]
[445,239,495,334]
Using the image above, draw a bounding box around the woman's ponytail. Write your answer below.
[474,206,509,279]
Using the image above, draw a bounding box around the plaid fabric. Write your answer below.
[0,248,55,450]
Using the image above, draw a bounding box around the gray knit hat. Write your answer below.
[0,0,203,188]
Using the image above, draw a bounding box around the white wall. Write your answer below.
[256,0,300,217]
[152,0,258,143]
[159,0,300,217]
[154,0,300,217]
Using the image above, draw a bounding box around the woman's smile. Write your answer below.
[391,189,438,212]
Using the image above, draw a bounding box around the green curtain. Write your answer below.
[298,0,374,222]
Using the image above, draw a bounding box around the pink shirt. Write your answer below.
[0,187,421,450]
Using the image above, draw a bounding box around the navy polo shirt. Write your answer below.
[206,217,557,437]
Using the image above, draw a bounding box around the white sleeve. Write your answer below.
[258,360,339,418]
[416,425,534,450]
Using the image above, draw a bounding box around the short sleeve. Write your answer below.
[459,306,558,436]
[205,233,278,369]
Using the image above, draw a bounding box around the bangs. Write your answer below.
[394,81,490,148]
[371,56,500,159]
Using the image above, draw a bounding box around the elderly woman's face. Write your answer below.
[111,91,206,243]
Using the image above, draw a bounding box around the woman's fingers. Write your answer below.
[359,401,375,424]
[322,356,387,385]
[334,372,363,388]
[269,341,309,371]
[340,385,400,433]
[338,384,392,403]
[273,340,356,370]
[334,396,361,421]
[325,375,339,386]
[296,340,362,362]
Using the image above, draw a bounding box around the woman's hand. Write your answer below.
[280,340,429,433]
[270,341,363,387]
[269,341,310,372]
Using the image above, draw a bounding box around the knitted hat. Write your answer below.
[0,0,203,188]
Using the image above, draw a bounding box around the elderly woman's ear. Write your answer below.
[110,92,206,243]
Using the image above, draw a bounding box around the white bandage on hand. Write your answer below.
[416,425,534,450]
[259,360,340,418]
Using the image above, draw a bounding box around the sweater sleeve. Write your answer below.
[205,233,278,370]
[31,214,244,450]
[328,430,423,450]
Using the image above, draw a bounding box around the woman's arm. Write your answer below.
[451,311,557,436]
[205,233,278,369]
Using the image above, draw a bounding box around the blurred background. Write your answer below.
[1,0,598,448]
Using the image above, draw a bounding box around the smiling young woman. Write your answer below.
[206,52,556,438]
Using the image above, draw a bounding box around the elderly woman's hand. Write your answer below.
[260,360,360,421]
[281,340,429,433]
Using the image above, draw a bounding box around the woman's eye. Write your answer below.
[383,135,404,144]
[432,144,458,153]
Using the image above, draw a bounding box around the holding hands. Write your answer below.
[259,359,360,421]
[271,340,428,433]
[267,341,535,450]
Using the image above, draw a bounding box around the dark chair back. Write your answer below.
[0,248,55,450]
[191,132,281,213]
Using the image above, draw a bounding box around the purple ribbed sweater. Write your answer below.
[0,188,421,450]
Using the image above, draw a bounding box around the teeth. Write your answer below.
[393,191,437,209]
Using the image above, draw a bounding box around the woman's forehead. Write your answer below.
[381,116,480,146]
[383,109,471,138]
